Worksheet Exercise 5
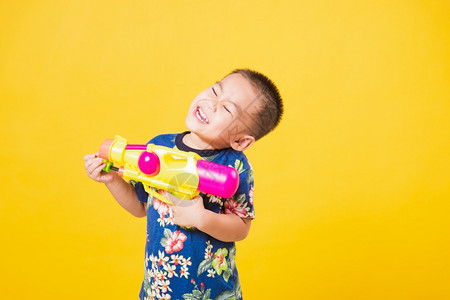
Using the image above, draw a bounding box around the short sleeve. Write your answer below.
[132,181,149,203]
[223,158,255,219]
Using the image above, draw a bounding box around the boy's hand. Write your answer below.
[159,190,205,228]
[84,152,116,184]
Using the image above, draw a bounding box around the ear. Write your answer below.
[230,135,255,151]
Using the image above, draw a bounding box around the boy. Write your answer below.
[84,69,283,299]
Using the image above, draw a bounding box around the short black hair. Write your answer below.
[228,68,284,140]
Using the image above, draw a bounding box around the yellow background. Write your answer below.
[1,1,449,299]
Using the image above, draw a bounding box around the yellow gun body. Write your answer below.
[100,135,201,204]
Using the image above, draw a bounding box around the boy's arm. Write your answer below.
[84,153,147,217]
[160,191,251,242]
[197,208,252,242]
[105,174,147,217]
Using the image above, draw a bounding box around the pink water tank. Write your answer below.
[196,160,239,199]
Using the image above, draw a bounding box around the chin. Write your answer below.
[185,113,196,129]
[186,112,208,132]
[185,118,199,133]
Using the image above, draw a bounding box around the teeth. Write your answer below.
[196,108,209,123]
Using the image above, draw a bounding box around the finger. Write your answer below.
[86,157,103,169]
[86,158,103,176]
[93,162,106,175]
[85,158,96,174]
[83,153,96,162]
[85,161,99,176]
[192,195,202,202]
[170,196,182,206]
[188,196,204,209]
[84,155,96,167]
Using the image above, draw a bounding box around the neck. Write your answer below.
[183,132,225,150]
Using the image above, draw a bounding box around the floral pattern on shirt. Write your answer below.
[143,251,193,299]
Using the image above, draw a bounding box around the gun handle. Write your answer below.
[143,185,173,205]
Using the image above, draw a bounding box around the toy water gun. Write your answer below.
[99,135,239,205]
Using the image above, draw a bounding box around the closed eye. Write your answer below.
[224,106,232,115]
[212,87,217,96]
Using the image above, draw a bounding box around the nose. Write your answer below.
[206,98,217,112]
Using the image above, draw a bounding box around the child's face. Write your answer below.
[185,73,260,150]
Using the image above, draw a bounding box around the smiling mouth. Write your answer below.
[195,107,209,124]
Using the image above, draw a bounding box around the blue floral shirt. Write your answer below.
[134,132,255,300]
